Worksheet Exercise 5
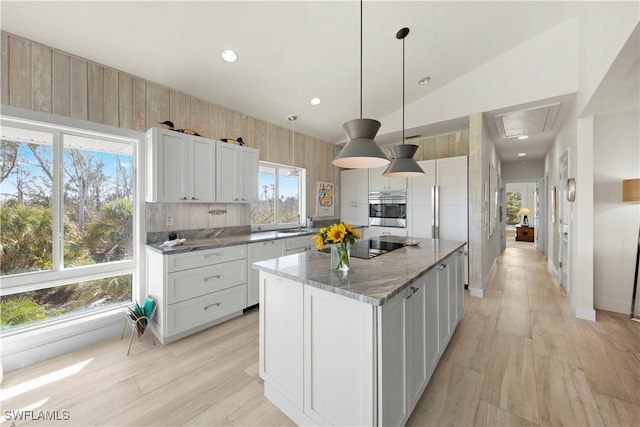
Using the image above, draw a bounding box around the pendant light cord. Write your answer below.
[402,33,405,144]
[360,0,363,119]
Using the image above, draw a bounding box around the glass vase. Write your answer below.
[331,242,351,272]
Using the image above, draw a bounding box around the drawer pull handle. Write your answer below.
[438,263,447,271]
[405,286,418,299]
[204,275,221,281]
[204,253,221,259]
[203,302,221,310]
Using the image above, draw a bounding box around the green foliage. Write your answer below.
[0,200,54,274]
[506,192,522,225]
[0,297,51,327]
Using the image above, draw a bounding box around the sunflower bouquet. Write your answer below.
[312,222,361,271]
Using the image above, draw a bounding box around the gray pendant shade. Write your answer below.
[332,118,390,168]
[383,144,424,177]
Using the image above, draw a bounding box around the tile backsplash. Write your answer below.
[145,202,250,233]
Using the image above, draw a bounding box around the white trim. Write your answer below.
[547,260,559,281]
[575,306,596,322]
[469,287,484,298]
[1,308,125,373]
[594,297,630,315]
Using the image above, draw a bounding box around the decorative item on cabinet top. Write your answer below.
[158,120,202,136]
[221,137,245,146]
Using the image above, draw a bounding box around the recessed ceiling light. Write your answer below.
[518,153,527,157]
[518,135,529,140]
[418,76,431,86]
[221,49,238,63]
[310,97,322,106]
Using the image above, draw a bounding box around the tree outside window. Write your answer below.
[251,162,303,227]
[0,124,135,331]
[506,191,522,225]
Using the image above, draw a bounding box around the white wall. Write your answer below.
[576,2,640,114]
[545,99,578,307]
[593,109,640,313]
[501,160,545,181]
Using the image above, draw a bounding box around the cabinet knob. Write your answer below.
[437,263,447,271]
[179,197,188,200]
[192,197,199,200]
[456,250,463,256]
[234,198,239,201]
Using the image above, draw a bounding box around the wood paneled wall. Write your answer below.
[382,129,470,161]
[1,31,342,219]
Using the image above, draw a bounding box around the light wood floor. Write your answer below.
[2,247,639,426]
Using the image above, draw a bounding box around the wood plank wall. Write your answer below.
[383,130,470,161]
[1,31,342,219]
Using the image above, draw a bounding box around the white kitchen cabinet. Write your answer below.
[341,169,369,226]
[216,142,259,203]
[369,166,407,191]
[285,235,316,255]
[424,269,440,377]
[147,245,248,344]
[146,127,216,203]
[259,250,463,427]
[259,274,304,411]
[247,239,286,306]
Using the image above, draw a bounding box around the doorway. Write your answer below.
[503,181,540,250]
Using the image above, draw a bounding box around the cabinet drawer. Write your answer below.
[166,284,247,337]
[286,235,315,251]
[167,245,247,272]
[166,259,247,304]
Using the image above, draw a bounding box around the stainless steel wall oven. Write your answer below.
[368,190,407,228]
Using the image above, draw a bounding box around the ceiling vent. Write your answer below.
[494,103,560,138]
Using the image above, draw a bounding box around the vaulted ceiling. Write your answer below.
[2,1,635,162]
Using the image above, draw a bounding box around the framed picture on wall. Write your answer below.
[316,181,335,217]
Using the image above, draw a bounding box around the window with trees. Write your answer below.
[0,120,137,332]
[506,191,523,226]
[251,162,304,228]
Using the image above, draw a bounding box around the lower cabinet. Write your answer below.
[285,235,316,255]
[147,245,248,344]
[247,240,285,306]
[259,250,464,426]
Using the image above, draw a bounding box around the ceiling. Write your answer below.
[0,1,627,162]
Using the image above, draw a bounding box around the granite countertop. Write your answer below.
[253,236,466,306]
[146,228,320,254]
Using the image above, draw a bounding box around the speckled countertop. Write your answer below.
[253,236,465,306]
[146,228,320,254]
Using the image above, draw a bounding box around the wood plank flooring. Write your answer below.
[2,246,639,426]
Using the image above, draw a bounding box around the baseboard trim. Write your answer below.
[576,306,596,321]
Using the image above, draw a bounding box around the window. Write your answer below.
[251,162,305,228]
[0,119,137,332]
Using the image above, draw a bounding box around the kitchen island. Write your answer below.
[253,236,466,427]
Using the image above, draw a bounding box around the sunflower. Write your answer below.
[311,233,324,250]
[344,223,361,240]
[327,223,346,243]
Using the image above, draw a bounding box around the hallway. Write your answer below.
[408,246,640,426]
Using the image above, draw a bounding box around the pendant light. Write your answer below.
[332,0,389,169]
[383,27,425,177]
[287,114,299,177]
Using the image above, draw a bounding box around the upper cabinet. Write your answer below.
[369,166,407,191]
[146,127,259,203]
[216,142,259,203]
[341,169,368,204]
[146,127,216,203]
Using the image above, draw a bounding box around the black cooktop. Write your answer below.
[322,238,405,259]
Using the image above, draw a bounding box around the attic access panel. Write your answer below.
[494,103,560,138]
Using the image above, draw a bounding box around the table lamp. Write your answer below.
[623,178,640,321]
[518,208,531,226]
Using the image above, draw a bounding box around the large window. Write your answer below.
[251,162,304,228]
[0,119,137,332]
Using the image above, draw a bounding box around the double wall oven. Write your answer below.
[368,190,407,228]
